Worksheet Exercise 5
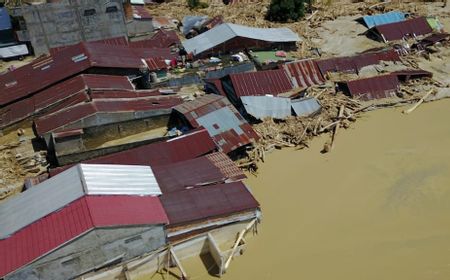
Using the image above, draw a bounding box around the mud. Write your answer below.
[163,99,450,280]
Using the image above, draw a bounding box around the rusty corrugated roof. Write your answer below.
[228,69,294,97]
[282,59,325,88]
[370,17,433,41]
[34,95,182,136]
[316,49,401,76]
[174,95,259,153]
[338,74,399,101]
[160,181,259,226]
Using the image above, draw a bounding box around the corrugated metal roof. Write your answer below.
[0,164,161,239]
[160,181,259,226]
[316,49,401,76]
[0,74,135,129]
[132,5,152,20]
[182,23,301,55]
[0,42,171,107]
[205,62,255,79]
[228,69,294,97]
[418,33,449,47]
[338,74,399,101]
[174,95,259,153]
[282,59,325,88]
[130,30,180,49]
[241,96,292,119]
[391,69,433,81]
[0,195,168,278]
[34,95,182,136]
[361,11,406,29]
[370,17,433,42]
[153,152,245,194]
[291,97,321,117]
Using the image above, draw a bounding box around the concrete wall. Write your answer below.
[20,0,127,55]
[7,225,166,280]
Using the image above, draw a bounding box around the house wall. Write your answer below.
[20,0,127,55]
[6,225,166,280]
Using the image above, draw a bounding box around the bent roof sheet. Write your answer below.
[282,59,325,88]
[153,152,245,194]
[182,23,300,55]
[160,181,259,226]
[174,95,259,153]
[370,17,433,41]
[228,69,294,97]
[0,195,168,278]
[361,11,406,29]
[241,96,292,119]
[316,49,401,76]
[34,95,182,136]
[0,42,171,107]
[340,74,399,101]
[0,164,161,239]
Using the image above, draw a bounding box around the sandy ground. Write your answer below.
[154,98,450,280]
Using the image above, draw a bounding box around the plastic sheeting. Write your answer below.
[0,44,29,58]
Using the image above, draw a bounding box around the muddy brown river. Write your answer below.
[159,99,450,280]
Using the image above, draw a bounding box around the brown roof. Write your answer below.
[370,17,433,41]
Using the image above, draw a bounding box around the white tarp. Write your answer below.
[0,44,29,59]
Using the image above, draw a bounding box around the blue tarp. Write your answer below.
[361,11,406,29]
[0,8,12,31]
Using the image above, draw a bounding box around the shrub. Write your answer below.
[266,0,307,22]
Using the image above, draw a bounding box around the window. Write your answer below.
[106,6,118,13]
[83,9,96,16]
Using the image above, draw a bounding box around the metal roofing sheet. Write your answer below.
[361,11,406,29]
[204,152,246,181]
[229,69,294,97]
[0,42,171,107]
[174,95,259,153]
[205,62,255,79]
[130,30,180,48]
[153,154,226,194]
[391,69,433,81]
[241,96,292,119]
[291,97,322,117]
[34,95,182,136]
[282,59,325,88]
[160,181,259,226]
[371,17,433,42]
[316,49,401,76]
[339,74,399,101]
[182,23,301,55]
[0,164,161,239]
[0,195,168,278]
[132,5,152,20]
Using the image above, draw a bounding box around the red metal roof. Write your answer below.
[145,57,168,71]
[316,49,401,76]
[89,89,167,99]
[282,59,325,88]
[419,32,449,46]
[338,74,399,101]
[34,95,183,136]
[371,17,433,42]
[129,30,180,49]
[391,69,433,81]
[160,181,259,226]
[0,42,172,107]
[228,69,294,97]
[204,78,227,96]
[49,37,130,55]
[0,195,168,278]
[0,74,134,129]
[174,95,259,153]
[132,5,152,20]
[152,152,245,194]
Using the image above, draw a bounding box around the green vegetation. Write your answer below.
[187,0,209,9]
[266,0,307,22]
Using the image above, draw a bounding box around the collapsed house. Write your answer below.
[0,164,168,280]
[182,23,301,57]
[173,95,259,154]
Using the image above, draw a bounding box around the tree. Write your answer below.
[187,0,200,9]
[266,0,306,22]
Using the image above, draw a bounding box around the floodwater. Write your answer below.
[160,99,450,280]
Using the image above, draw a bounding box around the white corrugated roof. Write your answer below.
[241,96,292,119]
[0,164,161,239]
[182,23,301,55]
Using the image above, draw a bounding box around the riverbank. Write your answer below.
[170,98,450,280]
